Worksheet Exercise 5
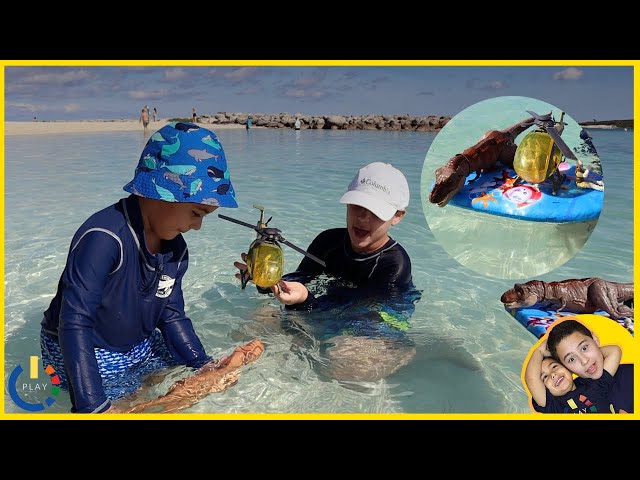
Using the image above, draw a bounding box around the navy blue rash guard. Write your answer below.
[42,195,210,413]
[533,365,634,414]
[260,228,413,308]
[533,370,615,414]
[610,363,634,413]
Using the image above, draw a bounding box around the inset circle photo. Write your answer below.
[421,96,603,279]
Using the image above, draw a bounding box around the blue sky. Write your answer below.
[4,65,633,122]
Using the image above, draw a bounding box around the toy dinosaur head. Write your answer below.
[429,154,469,207]
[501,281,543,308]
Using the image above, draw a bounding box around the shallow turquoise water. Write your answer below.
[4,125,633,414]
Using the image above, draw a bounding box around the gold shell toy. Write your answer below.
[513,130,563,183]
[219,205,326,290]
[245,238,284,288]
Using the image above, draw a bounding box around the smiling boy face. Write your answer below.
[540,357,575,396]
[554,332,604,380]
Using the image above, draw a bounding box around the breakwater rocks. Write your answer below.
[200,112,450,132]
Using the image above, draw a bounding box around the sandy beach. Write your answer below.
[580,124,618,129]
[4,120,248,136]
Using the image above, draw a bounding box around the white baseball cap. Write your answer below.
[339,162,410,221]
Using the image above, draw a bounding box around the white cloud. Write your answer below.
[117,67,153,72]
[6,102,43,112]
[7,102,81,113]
[224,67,258,83]
[282,88,327,99]
[294,75,323,88]
[64,103,82,112]
[128,89,170,100]
[467,79,507,90]
[486,80,505,89]
[23,70,92,85]
[553,67,584,81]
[283,88,306,98]
[164,68,188,81]
[235,86,262,95]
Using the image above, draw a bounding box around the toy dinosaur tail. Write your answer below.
[617,283,634,302]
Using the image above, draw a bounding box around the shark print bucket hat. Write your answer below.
[123,122,238,208]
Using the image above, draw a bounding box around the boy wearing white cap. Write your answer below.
[236,161,412,307]
[235,162,415,381]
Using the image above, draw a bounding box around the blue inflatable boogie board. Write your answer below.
[446,165,603,223]
[505,304,634,339]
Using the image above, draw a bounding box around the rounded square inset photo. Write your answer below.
[521,315,635,414]
[421,96,604,279]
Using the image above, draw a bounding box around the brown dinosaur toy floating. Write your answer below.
[501,278,633,320]
[429,116,535,207]
[124,339,264,413]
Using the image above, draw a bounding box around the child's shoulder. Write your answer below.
[310,228,348,246]
[318,227,347,237]
[76,199,129,235]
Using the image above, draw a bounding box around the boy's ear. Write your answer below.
[390,210,405,225]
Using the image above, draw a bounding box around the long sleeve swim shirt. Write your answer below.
[263,228,413,308]
[42,195,210,413]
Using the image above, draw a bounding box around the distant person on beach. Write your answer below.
[40,122,240,413]
[525,338,622,414]
[234,162,418,381]
[246,117,252,130]
[153,107,157,122]
[139,108,150,131]
[192,107,198,123]
[33,116,37,122]
[294,118,301,130]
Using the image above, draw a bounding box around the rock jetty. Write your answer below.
[199,112,450,132]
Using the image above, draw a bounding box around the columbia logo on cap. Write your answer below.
[360,177,391,195]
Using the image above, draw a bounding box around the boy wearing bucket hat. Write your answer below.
[236,162,412,307]
[40,122,238,413]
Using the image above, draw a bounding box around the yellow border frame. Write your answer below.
[1,59,636,420]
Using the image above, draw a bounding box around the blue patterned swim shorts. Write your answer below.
[40,327,177,400]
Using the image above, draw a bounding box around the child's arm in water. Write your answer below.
[121,340,264,413]
[524,341,550,407]
[601,345,622,377]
